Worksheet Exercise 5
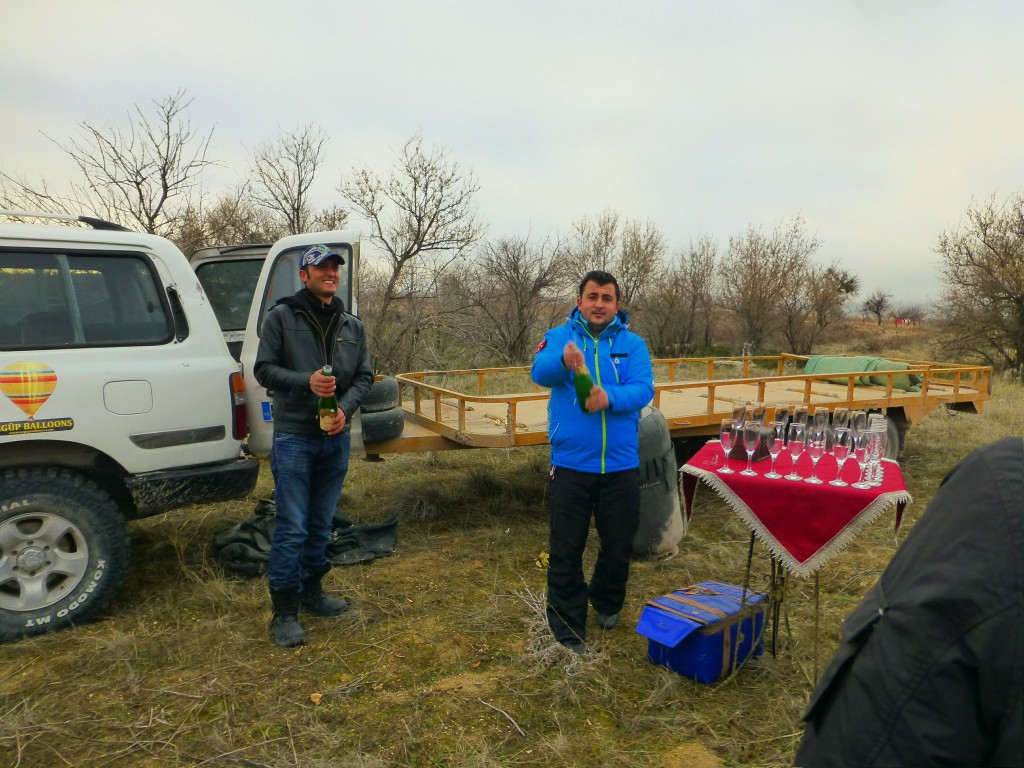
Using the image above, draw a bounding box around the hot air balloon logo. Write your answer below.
[0,362,57,420]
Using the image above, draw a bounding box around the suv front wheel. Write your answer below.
[0,468,131,642]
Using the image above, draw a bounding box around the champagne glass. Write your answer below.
[765,420,786,479]
[832,407,850,432]
[850,410,868,438]
[750,402,767,426]
[772,403,791,426]
[813,406,829,431]
[785,422,805,481]
[793,404,809,429]
[851,431,872,489]
[731,401,748,427]
[829,429,852,486]
[718,419,737,474]
[741,423,761,476]
[805,426,826,484]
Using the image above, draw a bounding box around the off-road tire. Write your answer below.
[360,406,405,443]
[0,468,131,642]
[360,376,400,414]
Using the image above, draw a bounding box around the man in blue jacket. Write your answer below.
[531,270,654,655]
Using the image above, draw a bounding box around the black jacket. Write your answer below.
[253,290,375,436]
[795,437,1024,767]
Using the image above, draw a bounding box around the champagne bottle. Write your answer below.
[317,364,339,432]
[573,363,595,413]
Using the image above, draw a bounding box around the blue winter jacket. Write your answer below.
[531,307,654,473]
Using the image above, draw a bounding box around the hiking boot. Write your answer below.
[561,639,589,656]
[597,612,619,630]
[300,571,349,617]
[269,588,306,647]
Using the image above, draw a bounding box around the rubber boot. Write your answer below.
[269,588,306,647]
[299,569,349,617]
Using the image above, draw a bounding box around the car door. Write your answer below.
[239,230,360,458]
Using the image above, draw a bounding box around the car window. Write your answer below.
[0,251,173,349]
[258,244,353,332]
[194,258,265,332]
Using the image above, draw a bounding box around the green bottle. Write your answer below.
[573,363,595,413]
[317,364,339,432]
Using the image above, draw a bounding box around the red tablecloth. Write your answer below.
[680,441,912,578]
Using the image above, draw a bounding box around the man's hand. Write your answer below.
[585,386,610,412]
[325,410,347,436]
[562,341,584,371]
[309,368,337,397]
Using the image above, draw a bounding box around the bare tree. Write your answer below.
[564,209,666,305]
[2,90,215,237]
[635,235,718,357]
[719,217,821,352]
[892,304,927,325]
[861,289,893,326]
[172,187,280,258]
[249,124,342,235]
[779,263,858,354]
[935,192,1024,371]
[341,135,484,372]
[459,235,570,364]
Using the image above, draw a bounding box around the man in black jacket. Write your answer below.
[254,244,375,647]
[795,437,1024,767]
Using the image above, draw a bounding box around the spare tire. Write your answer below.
[360,376,400,414]
[633,407,685,559]
[361,406,405,443]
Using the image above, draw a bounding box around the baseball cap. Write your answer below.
[300,244,345,268]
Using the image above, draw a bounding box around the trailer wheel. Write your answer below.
[0,468,130,643]
[361,406,405,443]
[360,376,400,414]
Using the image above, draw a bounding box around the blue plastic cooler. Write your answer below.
[635,581,767,684]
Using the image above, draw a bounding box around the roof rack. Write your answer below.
[0,209,133,232]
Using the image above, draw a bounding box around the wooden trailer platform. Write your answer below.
[363,354,992,457]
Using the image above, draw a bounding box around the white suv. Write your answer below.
[0,211,259,641]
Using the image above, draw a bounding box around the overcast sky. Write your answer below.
[3,1,1023,305]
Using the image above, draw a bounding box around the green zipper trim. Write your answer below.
[588,335,607,474]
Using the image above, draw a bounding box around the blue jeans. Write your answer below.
[268,430,351,590]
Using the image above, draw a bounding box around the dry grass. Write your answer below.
[1,332,1017,767]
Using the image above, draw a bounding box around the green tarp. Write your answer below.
[803,356,922,392]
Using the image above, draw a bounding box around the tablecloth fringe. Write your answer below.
[683,470,912,579]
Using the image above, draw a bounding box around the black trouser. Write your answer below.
[547,466,640,644]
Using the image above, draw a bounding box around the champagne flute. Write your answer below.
[850,410,868,438]
[793,404,809,429]
[785,422,805,481]
[851,431,872,489]
[829,429,852,486]
[731,401,748,427]
[805,426,826,484]
[751,402,767,426]
[813,406,829,431]
[832,407,850,432]
[772,403,791,426]
[718,419,737,474]
[741,423,761,476]
[765,420,786,479]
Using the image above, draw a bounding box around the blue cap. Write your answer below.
[300,244,345,268]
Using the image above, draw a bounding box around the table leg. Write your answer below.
[769,557,788,656]
[813,571,820,685]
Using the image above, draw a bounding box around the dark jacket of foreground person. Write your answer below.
[795,436,1024,768]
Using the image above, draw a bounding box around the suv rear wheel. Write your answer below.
[0,468,131,641]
